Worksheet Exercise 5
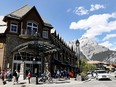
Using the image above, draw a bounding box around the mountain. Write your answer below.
[92,50,116,63]
[67,37,116,63]
[79,37,109,60]
[68,37,108,60]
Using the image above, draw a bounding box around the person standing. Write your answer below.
[56,69,60,80]
[16,70,20,83]
[28,71,31,84]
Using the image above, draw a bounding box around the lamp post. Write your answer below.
[75,39,80,72]
[33,32,39,84]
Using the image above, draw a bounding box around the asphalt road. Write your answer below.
[77,79,116,87]
[28,79,116,87]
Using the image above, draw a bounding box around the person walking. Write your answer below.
[1,70,5,81]
[13,70,17,85]
[1,70,6,85]
[27,71,31,84]
[6,69,12,81]
[46,70,53,83]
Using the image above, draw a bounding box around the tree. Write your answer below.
[79,58,96,73]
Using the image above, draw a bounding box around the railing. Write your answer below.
[19,29,39,39]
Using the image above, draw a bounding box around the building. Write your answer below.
[0,5,79,78]
[87,60,107,69]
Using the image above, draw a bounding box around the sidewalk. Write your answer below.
[0,78,83,87]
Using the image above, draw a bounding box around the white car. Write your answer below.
[96,70,110,80]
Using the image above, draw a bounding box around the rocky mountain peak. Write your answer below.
[67,37,109,60]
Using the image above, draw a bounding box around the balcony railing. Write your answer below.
[19,29,39,39]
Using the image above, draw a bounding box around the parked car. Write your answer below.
[96,70,110,80]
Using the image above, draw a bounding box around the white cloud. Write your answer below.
[99,41,116,51]
[103,34,116,41]
[69,13,116,40]
[72,4,105,16]
[73,6,89,15]
[110,47,116,51]
[99,41,113,48]
[90,4,105,11]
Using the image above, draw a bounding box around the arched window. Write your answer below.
[26,21,38,35]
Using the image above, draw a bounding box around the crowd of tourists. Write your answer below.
[0,69,20,85]
[0,68,79,85]
[53,69,76,80]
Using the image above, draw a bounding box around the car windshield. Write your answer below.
[97,70,106,73]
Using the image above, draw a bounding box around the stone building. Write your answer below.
[0,5,79,78]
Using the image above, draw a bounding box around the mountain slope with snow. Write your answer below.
[79,37,108,60]
[67,37,109,60]
[68,37,116,63]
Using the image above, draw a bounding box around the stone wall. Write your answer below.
[3,34,26,69]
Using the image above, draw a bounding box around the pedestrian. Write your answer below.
[56,69,60,80]
[13,70,17,85]
[1,70,7,85]
[27,71,31,84]
[1,70,5,81]
[46,70,53,83]
[64,70,67,80]
[6,69,12,81]
[16,70,20,83]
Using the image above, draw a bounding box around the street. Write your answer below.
[0,72,116,87]
[75,79,116,87]
[0,76,116,87]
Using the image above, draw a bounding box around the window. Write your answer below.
[42,31,48,38]
[26,22,38,35]
[10,23,18,33]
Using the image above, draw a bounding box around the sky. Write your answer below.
[0,0,116,51]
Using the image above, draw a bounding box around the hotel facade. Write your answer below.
[0,5,79,78]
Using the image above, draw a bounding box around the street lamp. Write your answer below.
[75,39,80,72]
[30,32,40,84]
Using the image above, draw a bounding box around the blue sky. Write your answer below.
[0,0,116,51]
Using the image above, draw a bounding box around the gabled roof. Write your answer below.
[4,5,53,28]
[6,5,32,20]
